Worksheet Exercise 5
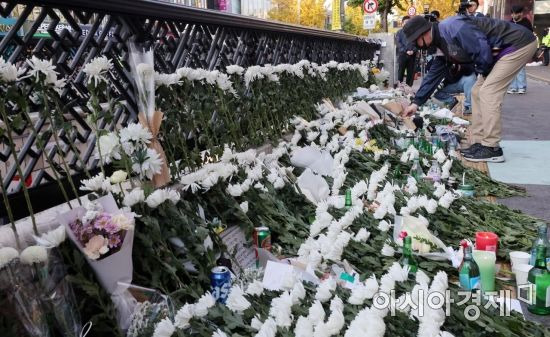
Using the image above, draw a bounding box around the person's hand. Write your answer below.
[403,103,418,117]
[406,50,414,56]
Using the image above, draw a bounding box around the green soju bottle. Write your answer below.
[399,233,418,274]
[529,224,550,268]
[409,159,424,181]
[527,245,550,315]
[459,245,480,290]
[345,189,352,210]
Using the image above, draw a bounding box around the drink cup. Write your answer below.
[512,263,533,285]
[509,251,531,268]
[473,250,496,292]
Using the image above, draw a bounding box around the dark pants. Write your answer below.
[398,53,416,86]
[544,47,550,66]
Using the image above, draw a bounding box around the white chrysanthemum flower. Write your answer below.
[256,317,277,337]
[226,65,244,75]
[433,183,446,199]
[239,201,249,214]
[290,281,306,304]
[379,273,396,294]
[80,172,112,193]
[97,133,121,163]
[152,318,175,337]
[226,184,244,197]
[254,182,268,192]
[119,123,152,155]
[194,292,216,317]
[0,247,19,268]
[132,148,164,180]
[123,187,145,207]
[27,56,58,84]
[269,291,294,328]
[83,56,113,85]
[0,58,23,83]
[33,225,66,248]
[438,191,456,209]
[344,307,386,337]
[426,198,438,214]
[353,228,370,242]
[154,72,180,87]
[212,329,228,337]
[226,285,251,313]
[388,262,409,282]
[145,188,180,208]
[416,270,431,286]
[430,271,449,294]
[246,280,264,296]
[377,220,391,232]
[307,300,326,325]
[174,303,194,329]
[110,170,128,184]
[20,246,48,265]
[381,243,395,257]
[441,159,453,179]
[294,316,314,337]
[433,149,447,164]
[323,307,345,335]
[315,278,336,302]
[251,316,263,330]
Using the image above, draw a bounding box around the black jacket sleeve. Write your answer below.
[412,56,447,106]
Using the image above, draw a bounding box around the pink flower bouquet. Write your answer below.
[59,194,137,330]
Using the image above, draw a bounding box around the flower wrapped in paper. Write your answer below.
[129,44,171,187]
[59,194,137,330]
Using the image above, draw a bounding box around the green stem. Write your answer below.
[19,105,73,210]
[0,103,38,235]
[0,170,22,250]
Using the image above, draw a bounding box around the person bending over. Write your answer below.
[402,15,536,163]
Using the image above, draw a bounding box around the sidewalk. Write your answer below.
[526,65,550,84]
[495,77,550,223]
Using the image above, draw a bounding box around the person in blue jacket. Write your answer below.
[402,15,536,163]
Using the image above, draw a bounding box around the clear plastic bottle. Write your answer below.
[427,160,442,182]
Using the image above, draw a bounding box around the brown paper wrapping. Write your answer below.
[138,111,171,188]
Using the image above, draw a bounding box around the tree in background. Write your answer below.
[411,0,458,20]
[343,5,369,35]
[268,0,326,28]
[299,0,326,28]
[347,0,406,32]
[268,0,299,24]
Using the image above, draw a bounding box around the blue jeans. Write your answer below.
[509,66,526,90]
[434,73,476,109]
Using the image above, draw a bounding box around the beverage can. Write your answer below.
[253,227,271,267]
[210,266,231,303]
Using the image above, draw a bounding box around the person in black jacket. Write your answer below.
[467,0,485,17]
[402,16,537,163]
[396,16,417,86]
[508,5,533,94]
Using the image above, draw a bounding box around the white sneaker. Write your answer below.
[518,88,526,94]
[507,89,517,94]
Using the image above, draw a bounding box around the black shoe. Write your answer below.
[460,143,482,155]
[463,145,505,163]
[463,107,472,116]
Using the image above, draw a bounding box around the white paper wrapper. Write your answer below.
[58,194,137,330]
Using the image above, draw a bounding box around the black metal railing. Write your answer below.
[0,0,380,219]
